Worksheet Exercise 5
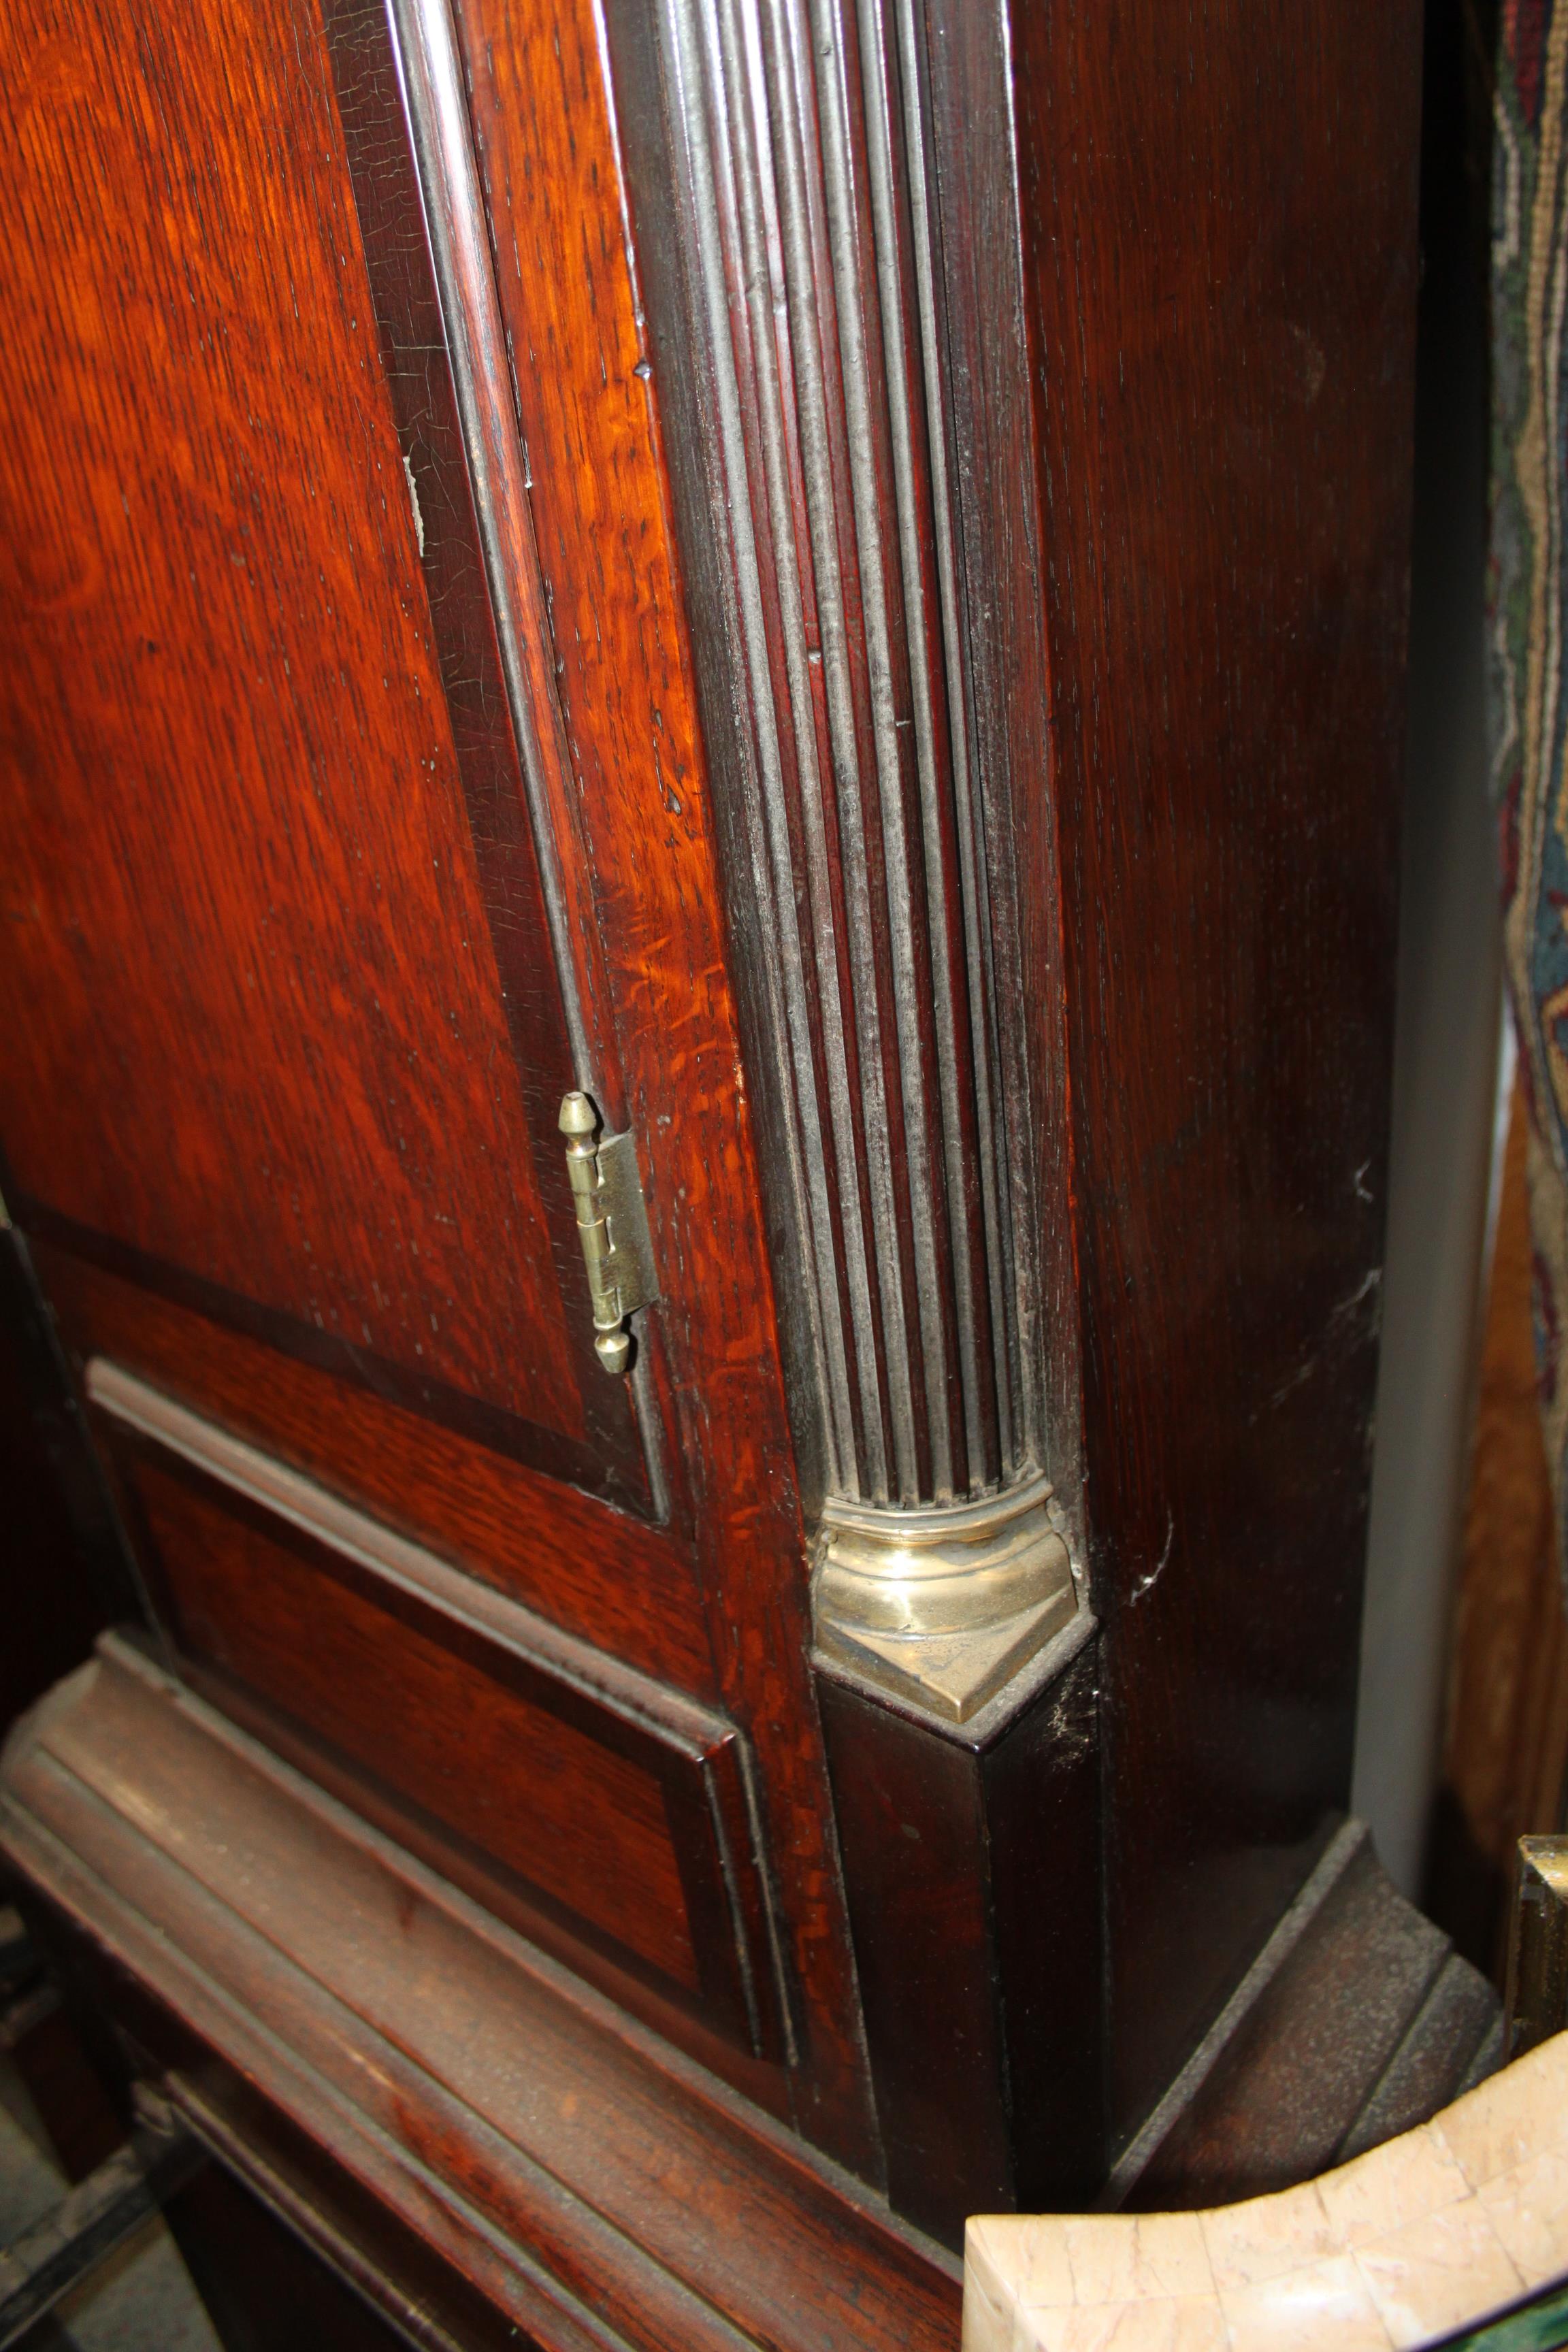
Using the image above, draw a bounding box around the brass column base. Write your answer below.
[811,1475,1077,1725]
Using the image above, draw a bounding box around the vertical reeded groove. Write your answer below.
[664,0,1037,1510]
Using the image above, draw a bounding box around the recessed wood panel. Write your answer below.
[0,0,639,1488]
[84,1365,783,2053]
[140,1460,699,1989]
[0,0,879,2170]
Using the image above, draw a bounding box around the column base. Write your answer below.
[811,1475,1078,1725]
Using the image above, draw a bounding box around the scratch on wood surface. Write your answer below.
[401,451,425,555]
[1129,1509,1175,1605]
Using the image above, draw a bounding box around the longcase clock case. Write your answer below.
[0,0,1423,2332]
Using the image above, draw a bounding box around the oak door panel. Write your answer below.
[0,0,877,2160]
[144,1464,698,1986]
[93,1377,781,2053]
[0,0,642,1500]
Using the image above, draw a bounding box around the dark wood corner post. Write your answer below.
[602,0,1100,2243]
[1005,0,1422,2169]
[606,0,1420,2251]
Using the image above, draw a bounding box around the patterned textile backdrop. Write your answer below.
[1492,0,1568,1583]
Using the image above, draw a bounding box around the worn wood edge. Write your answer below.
[162,2062,640,2352]
[161,2076,479,2352]
[12,1808,677,2352]
[140,2060,591,2352]
[1098,1820,1370,2208]
[0,1639,961,2352]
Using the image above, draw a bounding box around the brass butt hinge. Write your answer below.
[557,1092,659,1375]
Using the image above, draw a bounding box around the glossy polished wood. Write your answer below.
[139,1465,698,1979]
[820,1635,1102,2247]
[0,0,1429,2293]
[33,1243,716,1697]
[604,0,1422,2227]
[99,1397,783,2052]
[1013,0,1424,2147]
[444,0,879,2166]
[0,0,643,1497]
[0,0,876,2169]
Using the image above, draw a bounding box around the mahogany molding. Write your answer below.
[0,1638,961,2352]
[33,1245,717,1700]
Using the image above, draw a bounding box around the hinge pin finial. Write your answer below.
[559,1090,657,1376]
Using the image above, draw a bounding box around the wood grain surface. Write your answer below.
[0,0,1427,2259]
[133,1458,700,1986]
[447,0,880,2166]
[110,1432,785,2057]
[4,1643,963,2352]
[0,0,620,1473]
[1013,0,1424,2143]
[34,1241,717,1697]
[0,0,877,2170]
[603,0,1422,2225]
[820,1639,1103,2246]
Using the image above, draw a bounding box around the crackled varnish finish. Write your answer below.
[0,0,1427,2329]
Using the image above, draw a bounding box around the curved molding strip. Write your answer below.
[964,2031,1568,2352]
[618,0,1079,1721]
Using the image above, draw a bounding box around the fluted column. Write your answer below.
[636,0,1077,1719]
